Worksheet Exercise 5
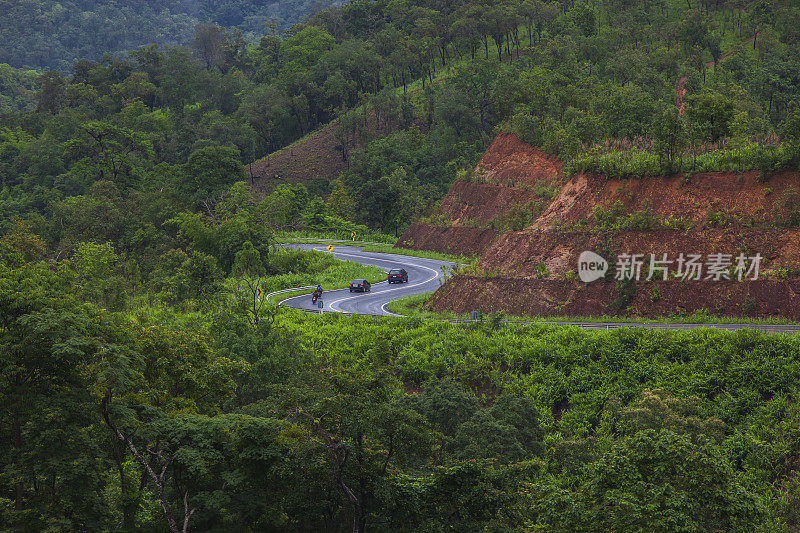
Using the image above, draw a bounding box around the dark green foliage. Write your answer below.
[537,430,765,531]
[185,145,245,205]
[453,395,544,461]
[613,278,637,310]
[0,0,325,71]
[489,201,547,231]
[592,200,657,231]
[653,104,687,165]
[0,261,110,530]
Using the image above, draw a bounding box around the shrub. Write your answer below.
[704,208,737,228]
[488,201,547,231]
[593,200,657,231]
[613,279,637,309]
[741,295,757,316]
[566,142,793,179]
[650,285,661,302]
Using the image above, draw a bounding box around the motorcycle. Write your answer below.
[311,288,322,304]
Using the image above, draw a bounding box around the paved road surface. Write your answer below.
[278,244,800,333]
[280,244,456,316]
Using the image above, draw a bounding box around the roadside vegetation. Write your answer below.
[275,239,471,264]
[259,248,386,297]
[358,244,470,264]
[278,228,396,244]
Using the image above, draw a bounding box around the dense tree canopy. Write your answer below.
[0,0,333,71]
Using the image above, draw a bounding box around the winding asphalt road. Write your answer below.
[277,243,800,333]
[280,244,456,316]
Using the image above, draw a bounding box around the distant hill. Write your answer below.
[0,0,334,71]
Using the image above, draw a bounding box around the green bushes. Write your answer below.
[704,207,740,228]
[488,201,548,231]
[774,186,800,227]
[567,148,664,179]
[593,200,657,231]
[566,142,795,179]
[8,249,800,531]
[530,182,559,199]
[613,278,637,309]
[279,216,395,243]
[415,212,452,226]
[537,429,766,530]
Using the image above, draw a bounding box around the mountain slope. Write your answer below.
[402,133,800,319]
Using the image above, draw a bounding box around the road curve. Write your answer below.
[278,244,800,333]
[280,244,456,316]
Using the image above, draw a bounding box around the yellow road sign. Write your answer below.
[256,288,263,297]
[327,244,334,252]
[351,231,356,238]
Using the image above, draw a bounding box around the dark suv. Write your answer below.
[387,269,408,284]
[349,279,371,292]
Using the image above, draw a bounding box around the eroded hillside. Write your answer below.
[400,133,565,254]
[400,133,800,319]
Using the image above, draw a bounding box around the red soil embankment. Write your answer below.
[439,181,551,225]
[533,170,800,231]
[474,133,562,188]
[398,224,499,256]
[401,130,800,319]
[396,132,563,253]
[479,228,800,279]
[429,275,800,320]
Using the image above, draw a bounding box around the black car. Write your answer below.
[387,268,408,284]
[349,279,371,292]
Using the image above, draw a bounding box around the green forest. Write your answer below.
[0,0,331,71]
[3,0,800,530]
